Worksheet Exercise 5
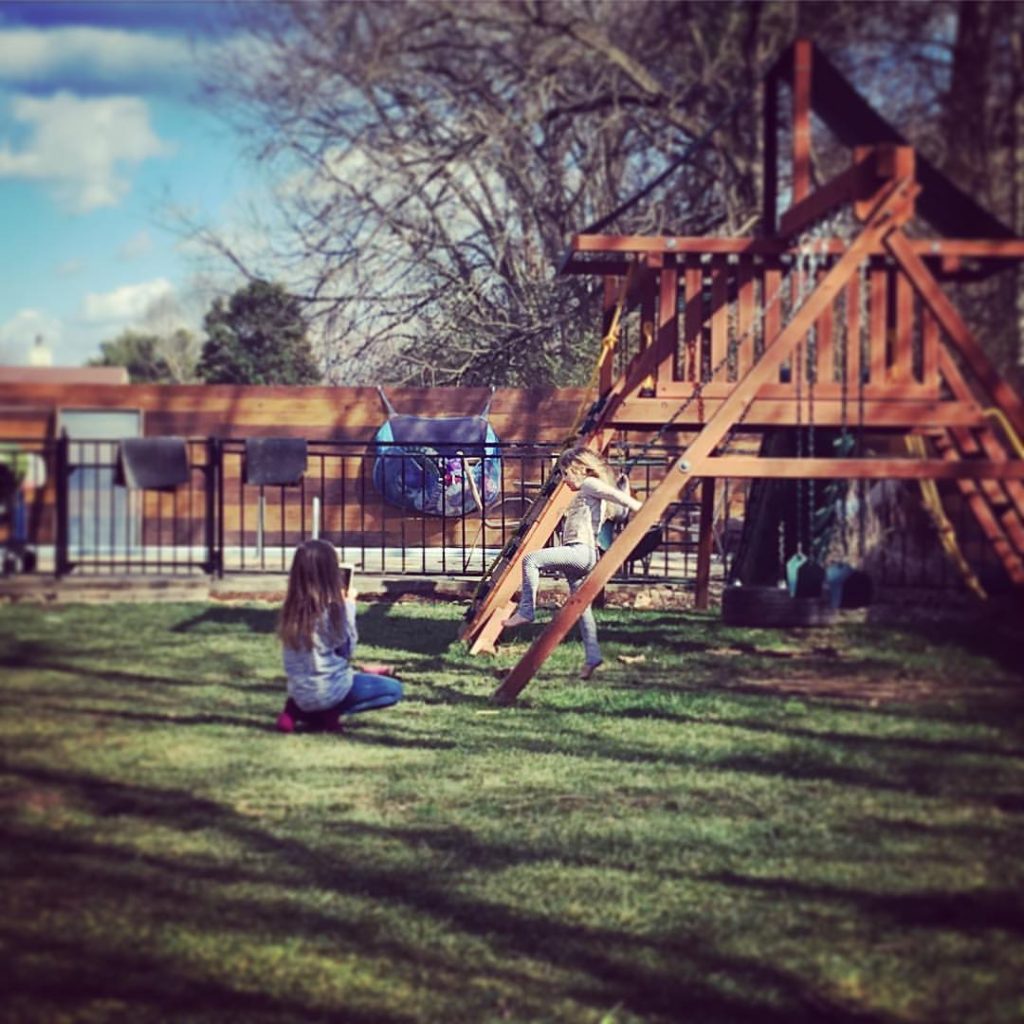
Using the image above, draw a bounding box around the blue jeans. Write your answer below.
[284,673,402,730]
[337,672,403,714]
[516,542,601,666]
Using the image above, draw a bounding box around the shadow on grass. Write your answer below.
[171,606,278,635]
[357,604,461,656]
[705,869,1024,936]
[3,765,901,1024]
[862,603,1024,680]
[3,922,406,1024]
[0,693,265,731]
[0,645,273,695]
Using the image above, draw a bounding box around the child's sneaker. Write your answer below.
[276,697,302,733]
[502,611,533,628]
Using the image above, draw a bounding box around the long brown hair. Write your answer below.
[278,539,346,651]
[558,445,615,488]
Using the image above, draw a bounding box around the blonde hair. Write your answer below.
[558,445,615,488]
[278,539,346,651]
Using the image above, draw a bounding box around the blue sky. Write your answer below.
[0,0,260,367]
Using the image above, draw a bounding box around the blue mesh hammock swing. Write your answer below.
[371,387,502,517]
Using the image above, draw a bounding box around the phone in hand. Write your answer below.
[338,562,355,597]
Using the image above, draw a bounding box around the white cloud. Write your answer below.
[0,26,194,95]
[81,277,175,324]
[55,258,84,277]
[0,91,173,212]
[118,229,153,260]
[0,307,63,364]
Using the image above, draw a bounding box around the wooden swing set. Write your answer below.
[461,38,1024,704]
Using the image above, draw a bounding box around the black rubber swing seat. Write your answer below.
[721,585,837,628]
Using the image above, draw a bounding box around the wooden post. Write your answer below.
[693,478,716,608]
[655,254,679,393]
[683,255,703,383]
[736,257,755,379]
[710,256,729,381]
[792,39,813,205]
[600,277,620,394]
[763,59,781,234]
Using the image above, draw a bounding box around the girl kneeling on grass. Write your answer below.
[276,538,402,733]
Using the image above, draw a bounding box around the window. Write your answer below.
[60,409,142,555]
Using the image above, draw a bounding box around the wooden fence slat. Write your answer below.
[683,256,703,383]
[710,256,729,381]
[894,269,914,381]
[736,257,755,380]
[869,263,887,382]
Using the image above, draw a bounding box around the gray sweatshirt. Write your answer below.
[562,477,643,548]
[283,598,358,712]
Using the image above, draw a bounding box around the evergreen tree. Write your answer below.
[197,280,320,385]
[90,330,176,383]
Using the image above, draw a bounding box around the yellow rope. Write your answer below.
[905,434,987,599]
[983,407,1024,458]
[563,263,636,443]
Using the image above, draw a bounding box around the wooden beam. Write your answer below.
[694,479,715,608]
[886,230,1024,439]
[494,179,913,706]
[563,236,1024,262]
[736,256,755,380]
[611,396,987,429]
[763,56,780,235]
[792,38,813,204]
[868,262,887,383]
[893,267,914,382]
[779,154,871,238]
[697,457,1024,479]
[655,255,679,392]
[617,379,972,403]
[682,255,703,384]
[710,256,729,381]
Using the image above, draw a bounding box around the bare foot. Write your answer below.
[579,660,603,680]
[502,612,533,628]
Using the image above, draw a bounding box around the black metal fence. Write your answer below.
[0,433,1002,593]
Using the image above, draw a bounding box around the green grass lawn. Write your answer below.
[1,597,1023,1024]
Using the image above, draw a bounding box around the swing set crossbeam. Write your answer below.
[697,457,1024,480]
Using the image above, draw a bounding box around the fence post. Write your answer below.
[54,431,70,578]
[205,437,220,577]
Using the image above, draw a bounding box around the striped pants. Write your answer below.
[515,542,601,667]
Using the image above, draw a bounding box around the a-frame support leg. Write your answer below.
[494,179,914,705]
